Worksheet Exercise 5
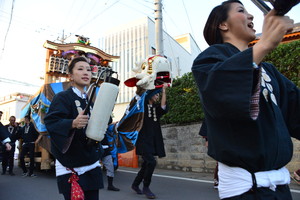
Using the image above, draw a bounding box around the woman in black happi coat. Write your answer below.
[45,57,103,200]
[192,1,299,199]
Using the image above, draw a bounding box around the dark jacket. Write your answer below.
[20,122,38,143]
[5,124,20,144]
[44,87,102,168]
[135,103,167,158]
[192,42,300,173]
[0,126,10,142]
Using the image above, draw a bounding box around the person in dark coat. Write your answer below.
[19,115,39,177]
[0,125,11,152]
[131,83,168,199]
[0,111,11,162]
[2,116,20,175]
[0,111,3,127]
[192,1,298,199]
[44,57,104,200]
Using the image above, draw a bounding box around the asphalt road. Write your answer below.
[0,165,300,200]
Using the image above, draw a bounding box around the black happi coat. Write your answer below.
[0,126,10,142]
[4,124,20,144]
[44,87,102,168]
[20,122,38,143]
[136,103,167,158]
[192,43,300,173]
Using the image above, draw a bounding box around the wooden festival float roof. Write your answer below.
[43,40,120,83]
[249,23,300,47]
[43,40,119,61]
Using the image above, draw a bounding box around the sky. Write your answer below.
[0,0,300,96]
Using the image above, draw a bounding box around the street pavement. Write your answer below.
[0,164,300,200]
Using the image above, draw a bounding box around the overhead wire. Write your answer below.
[74,0,154,34]
[74,0,121,33]
[68,0,88,32]
[0,8,60,38]
[162,19,180,76]
[69,0,101,40]
[161,5,181,34]
[159,2,180,74]
[80,0,99,24]
[1,0,15,57]
[119,0,153,17]
[142,0,153,4]
[62,0,76,28]
[134,0,153,10]
[52,0,75,44]
[0,77,40,87]
[161,0,196,40]
[181,0,195,40]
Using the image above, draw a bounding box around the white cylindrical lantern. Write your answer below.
[86,81,119,141]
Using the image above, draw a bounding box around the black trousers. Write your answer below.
[132,153,157,187]
[2,143,15,173]
[19,143,35,174]
[222,185,292,200]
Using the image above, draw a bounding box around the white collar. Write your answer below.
[72,87,87,99]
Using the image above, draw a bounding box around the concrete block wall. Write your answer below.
[287,138,300,173]
[157,123,300,174]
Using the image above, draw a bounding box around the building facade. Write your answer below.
[0,93,32,124]
[98,17,201,121]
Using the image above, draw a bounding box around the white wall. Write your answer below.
[0,95,30,124]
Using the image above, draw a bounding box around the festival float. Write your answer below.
[21,35,173,170]
[21,36,119,170]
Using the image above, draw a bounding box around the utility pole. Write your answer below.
[56,30,71,44]
[154,0,164,56]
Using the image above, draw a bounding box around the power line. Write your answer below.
[0,77,40,87]
[68,0,88,32]
[142,0,153,4]
[62,0,76,28]
[75,0,99,27]
[0,8,73,45]
[162,6,181,33]
[0,16,56,38]
[181,0,195,39]
[162,19,180,75]
[75,0,121,33]
[134,0,153,10]
[119,1,152,16]
[1,0,15,57]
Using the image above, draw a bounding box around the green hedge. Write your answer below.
[162,40,300,125]
[264,40,300,87]
[161,72,204,125]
